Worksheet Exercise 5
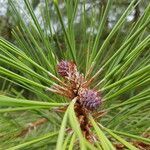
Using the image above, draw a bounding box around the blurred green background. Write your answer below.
[0,0,149,41]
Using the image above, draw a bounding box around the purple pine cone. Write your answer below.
[57,60,76,77]
[79,89,101,110]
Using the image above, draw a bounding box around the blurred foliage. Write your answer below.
[0,0,149,41]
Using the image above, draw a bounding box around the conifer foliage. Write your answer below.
[0,0,149,149]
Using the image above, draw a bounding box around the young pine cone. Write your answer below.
[57,60,77,78]
[79,88,101,110]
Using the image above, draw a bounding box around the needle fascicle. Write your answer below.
[48,71,68,87]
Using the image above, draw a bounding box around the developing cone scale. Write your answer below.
[57,60,101,110]
[57,60,77,77]
[79,88,101,110]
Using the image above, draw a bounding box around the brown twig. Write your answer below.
[16,118,48,137]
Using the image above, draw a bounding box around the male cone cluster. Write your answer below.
[57,60,101,110]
